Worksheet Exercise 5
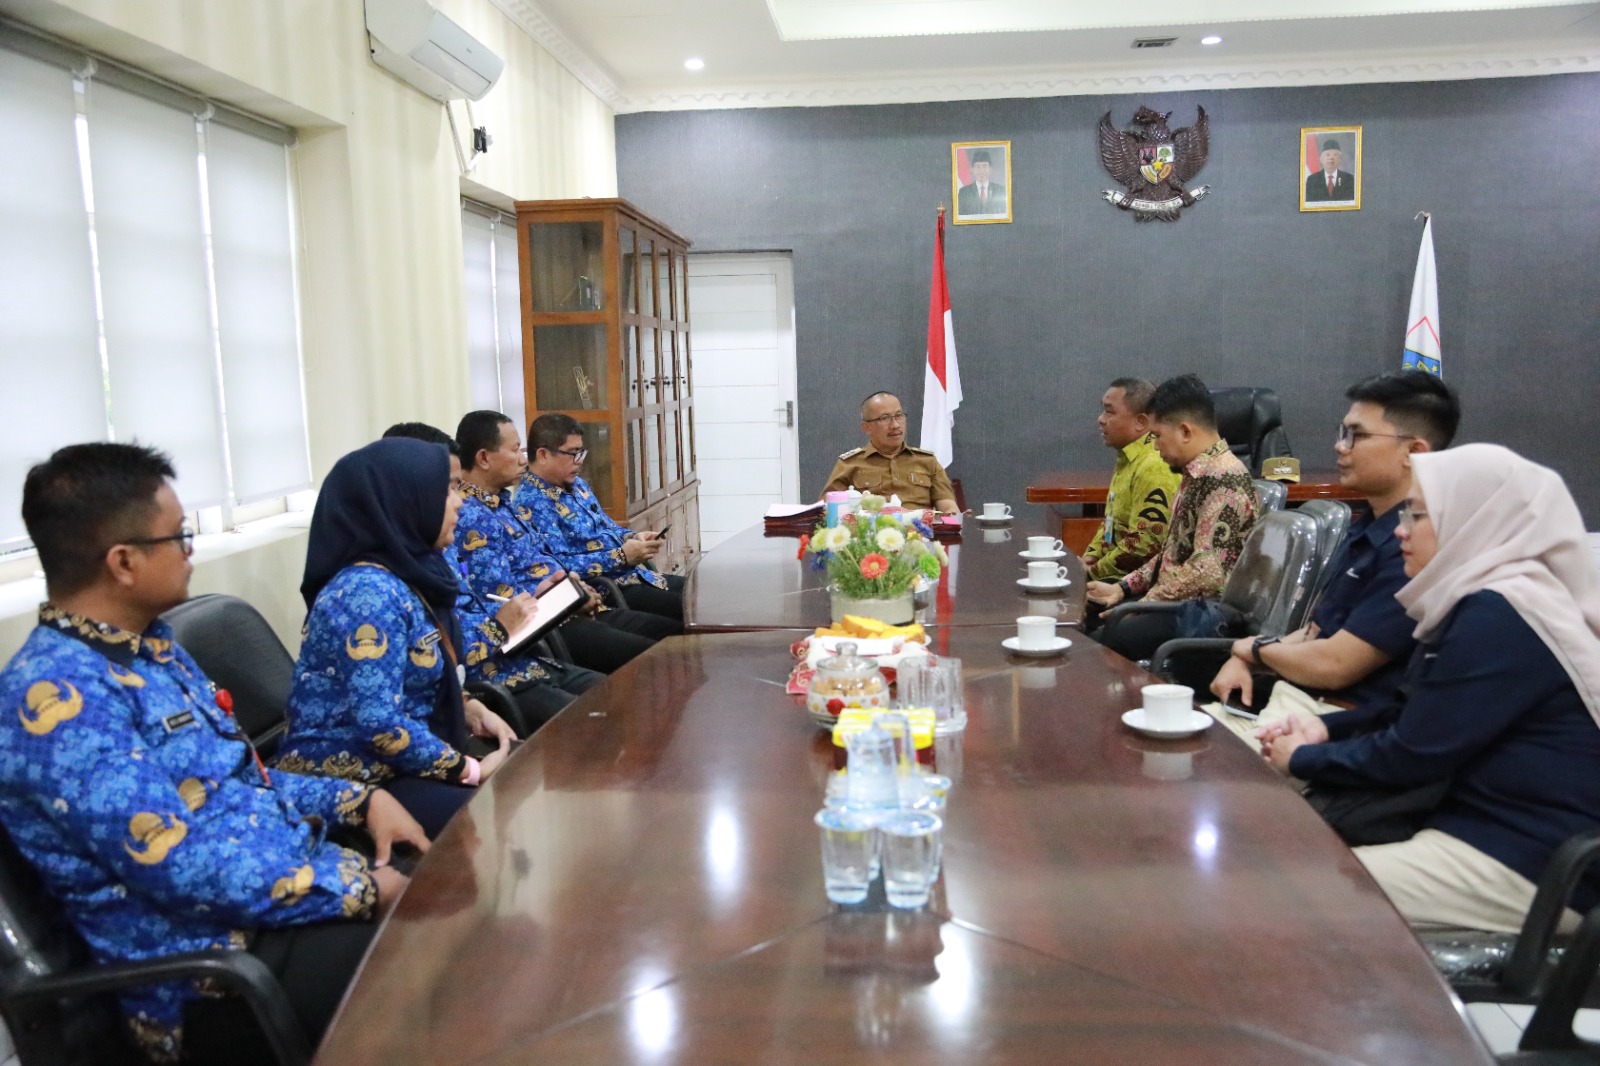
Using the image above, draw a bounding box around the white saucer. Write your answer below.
[1121,707,1214,739]
[1017,577,1071,592]
[1001,635,1072,657]
[1018,549,1068,560]
[974,514,1013,526]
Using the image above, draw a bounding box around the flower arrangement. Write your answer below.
[806,493,946,600]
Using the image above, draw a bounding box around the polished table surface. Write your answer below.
[317,628,1490,1066]
[684,518,1085,632]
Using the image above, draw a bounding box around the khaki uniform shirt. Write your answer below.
[822,444,955,509]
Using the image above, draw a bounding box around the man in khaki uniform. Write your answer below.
[822,392,959,513]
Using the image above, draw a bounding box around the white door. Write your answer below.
[688,254,798,551]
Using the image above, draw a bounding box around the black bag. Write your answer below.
[1303,778,1452,847]
[1173,598,1251,640]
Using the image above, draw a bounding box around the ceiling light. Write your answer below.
[1201,35,1223,45]
[684,57,705,71]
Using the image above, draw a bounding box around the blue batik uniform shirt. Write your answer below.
[454,481,565,603]
[442,541,551,690]
[0,606,375,1062]
[278,563,470,785]
[516,471,667,589]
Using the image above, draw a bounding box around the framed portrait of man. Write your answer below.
[951,141,1013,224]
[1300,127,1362,212]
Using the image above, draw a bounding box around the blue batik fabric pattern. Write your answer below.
[515,471,667,589]
[442,541,550,690]
[454,482,563,604]
[0,607,375,1063]
[277,563,467,785]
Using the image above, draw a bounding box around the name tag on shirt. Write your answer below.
[162,711,197,733]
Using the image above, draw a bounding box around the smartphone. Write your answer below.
[653,524,672,539]
[1223,702,1260,722]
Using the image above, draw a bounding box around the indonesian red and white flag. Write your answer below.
[920,211,962,468]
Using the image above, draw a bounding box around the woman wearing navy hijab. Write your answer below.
[277,437,515,837]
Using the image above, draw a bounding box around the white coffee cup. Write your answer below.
[1016,615,1057,650]
[1026,561,1070,585]
[1141,684,1194,731]
[982,502,1012,520]
[1026,536,1064,556]
[982,527,1012,543]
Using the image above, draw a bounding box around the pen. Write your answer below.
[484,593,510,603]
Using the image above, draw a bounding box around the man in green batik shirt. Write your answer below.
[1080,378,1183,581]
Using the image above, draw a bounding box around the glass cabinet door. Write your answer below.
[580,422,615,512]
[640,329,659,408]
[625,418,645,505]
[645,413,662,495]
[638,238,655,318]
[664,409,681,485]
[623,327,639,407]
[675,251,688,326]
[657,247,673,322]
[526,222,603,311]
[620,227,637,315]
[533,325,607,410]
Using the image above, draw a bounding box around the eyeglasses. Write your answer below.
[1397,502,1430,531]
[864,412,908,426]
[124,526,196,555]
[555,447,588,462]
[1336,423,1415,448]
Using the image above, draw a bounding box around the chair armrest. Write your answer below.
[1519,901,1600,1052]
[1101,600,1184,625]
[9,950,309,1066]
[463,681,519,725]
[1148,638,1233,681]
[1501,828,1600,996]
[594,577,630,610]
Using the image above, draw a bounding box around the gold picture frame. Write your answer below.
[951,141,1013,225]
[1300,126,1362,212]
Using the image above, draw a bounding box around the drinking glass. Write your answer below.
[880,810,943,909]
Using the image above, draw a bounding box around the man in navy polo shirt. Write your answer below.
[1210,371,1460,710]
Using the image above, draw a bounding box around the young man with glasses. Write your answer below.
[517,412,687,626]
[1210,370,1460,712]
[822,391,959,513]
[0,443,427,1063]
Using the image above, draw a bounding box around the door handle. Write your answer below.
[774,400,794,428]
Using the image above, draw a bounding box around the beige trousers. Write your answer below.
[1356,828,1580,934]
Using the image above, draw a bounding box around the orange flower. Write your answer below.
[859,553,889,579]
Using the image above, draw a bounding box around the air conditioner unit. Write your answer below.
[366,0,505,102]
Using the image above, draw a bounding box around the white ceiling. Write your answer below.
[488,0,1600,112]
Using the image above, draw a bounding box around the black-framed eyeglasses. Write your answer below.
[1336,423,1415,448]
[864,412,908,426]
[555,447,588,462]
[124,526,196,555]
[1397,502,1430,531]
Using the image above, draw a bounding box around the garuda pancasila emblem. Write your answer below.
[1098,106,1210,222]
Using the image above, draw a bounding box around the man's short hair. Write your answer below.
[860,391,899,419]
[970,149,991,166]
[1345,370,1460,450]
[454,411,512,468]
[1108,377,1158,416]
[382,421,459,457]
[22,442,175,596]
[1321,139,1342,153]
[1146,374,1216,430]
[528,412,584,455]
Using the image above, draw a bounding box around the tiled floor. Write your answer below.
[1467,1001,1600,1055]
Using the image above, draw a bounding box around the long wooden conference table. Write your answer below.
[315,517,1491,1066]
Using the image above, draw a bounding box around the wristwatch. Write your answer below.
[1250,635,1282,665]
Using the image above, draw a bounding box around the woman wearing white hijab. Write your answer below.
[1261,443,1600,931]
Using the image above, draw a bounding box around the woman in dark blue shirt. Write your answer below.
[1260,444,1600,931]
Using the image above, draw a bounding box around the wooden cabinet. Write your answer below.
[515,198,700,575]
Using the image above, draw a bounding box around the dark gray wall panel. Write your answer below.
[616,73,1600,521]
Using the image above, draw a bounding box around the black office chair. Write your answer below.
[1211,387,1293,477]
[0,824,309,1066]
[162,594,521,746]
[1136,510,1321,686]
[1421,829,1600,1012]
[1497,895,1600,1063]
[1252,478,1288,513]
[1294,499,1352,605]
